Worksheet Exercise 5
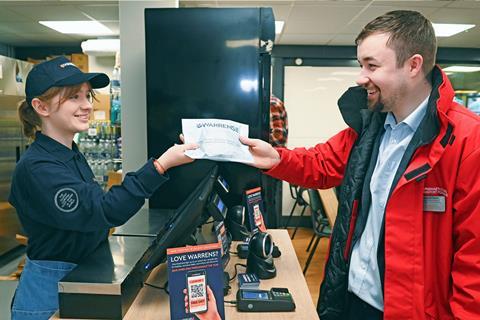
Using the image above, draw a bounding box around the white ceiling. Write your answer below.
[0,0,479,48]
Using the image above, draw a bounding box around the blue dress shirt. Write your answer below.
[348,95,429,311]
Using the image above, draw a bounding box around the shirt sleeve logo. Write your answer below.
[54,188,79,213]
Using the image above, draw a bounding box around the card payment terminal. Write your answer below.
[236,288,296,312]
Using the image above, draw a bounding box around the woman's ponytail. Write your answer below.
[18,100,41,139]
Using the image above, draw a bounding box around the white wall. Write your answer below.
[119,1,178,189]
[282,66,359,216]
[88,56,115,95]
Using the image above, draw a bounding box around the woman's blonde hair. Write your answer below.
[18,84,96,139]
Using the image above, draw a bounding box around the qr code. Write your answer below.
[190,284,205,299]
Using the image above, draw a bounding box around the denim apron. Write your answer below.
[11,257,77,320]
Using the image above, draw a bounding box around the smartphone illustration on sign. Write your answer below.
[186,270,208,314]
[253,204,262,226]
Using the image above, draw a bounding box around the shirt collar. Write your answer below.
[35,131,79,163]
[384,95,430,132]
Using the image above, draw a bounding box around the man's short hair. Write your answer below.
[355,10,437,77]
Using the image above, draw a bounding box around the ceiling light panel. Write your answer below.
[39,20,113,35]
[432,23,475,37]
[443,66,480,73]
[275,21,285,34]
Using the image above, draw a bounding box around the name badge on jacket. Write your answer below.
[423,187,447,212]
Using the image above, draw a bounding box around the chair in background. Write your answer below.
[289,186,309,240]
[283,184,308,230]
[303,188,337,275]
[318,188,338,227]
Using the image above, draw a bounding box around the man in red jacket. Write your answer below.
[241,10,480,320]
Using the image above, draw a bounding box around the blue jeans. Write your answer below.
[11,257,76,320]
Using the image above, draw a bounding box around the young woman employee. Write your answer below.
[9,56,197,320]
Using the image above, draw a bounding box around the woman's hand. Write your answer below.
[156,142,198,173]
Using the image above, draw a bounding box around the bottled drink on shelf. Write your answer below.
[110,52,121,125]
[77,120,123,190]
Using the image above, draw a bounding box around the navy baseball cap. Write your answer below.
[25,56,110,106]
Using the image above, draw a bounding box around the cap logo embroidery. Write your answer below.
[54,188,79,212]
[60,62,77,68]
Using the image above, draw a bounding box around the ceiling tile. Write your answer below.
[271,5,293,20]
[430,8,480,24]
[78,4,119,21]
[8,4,88,21]
[446,1,480,9]
[278,33,334,45]
[0,7,31,22]
[288,4,363,21]
[100,21,120,34]
[180,1,219,7]
[327,33,358,46]
[373,1,451,8]
[285,19,351,35]
[22,32,82,41]
[353,5,440,24]
[0,1,479,48]
[292,0,371,7]
[0,22,53,34]
[217,0,294,4]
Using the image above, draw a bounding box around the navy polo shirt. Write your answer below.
[9,132,168,263]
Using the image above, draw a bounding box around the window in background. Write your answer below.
[442,64,480,114]
[282,66,357,217]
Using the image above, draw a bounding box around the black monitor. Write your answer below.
[145,8,271,210]
[136,163,218,275]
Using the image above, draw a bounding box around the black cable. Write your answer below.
[229,263,247,282]
[224,300,237,305]
[144,281,169,295]
[229,251,238,255]
[144,282,164,290]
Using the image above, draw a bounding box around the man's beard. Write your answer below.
[368,96,384,112]
[369,92,399,113]
[370,101,384,112]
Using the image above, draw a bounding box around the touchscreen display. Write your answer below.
[216,198,225,212]
[242,291,269,300]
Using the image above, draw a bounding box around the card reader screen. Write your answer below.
[242,291,269,300]
[216,198,225,212]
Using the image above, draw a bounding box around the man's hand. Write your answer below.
[239,136,280,170]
